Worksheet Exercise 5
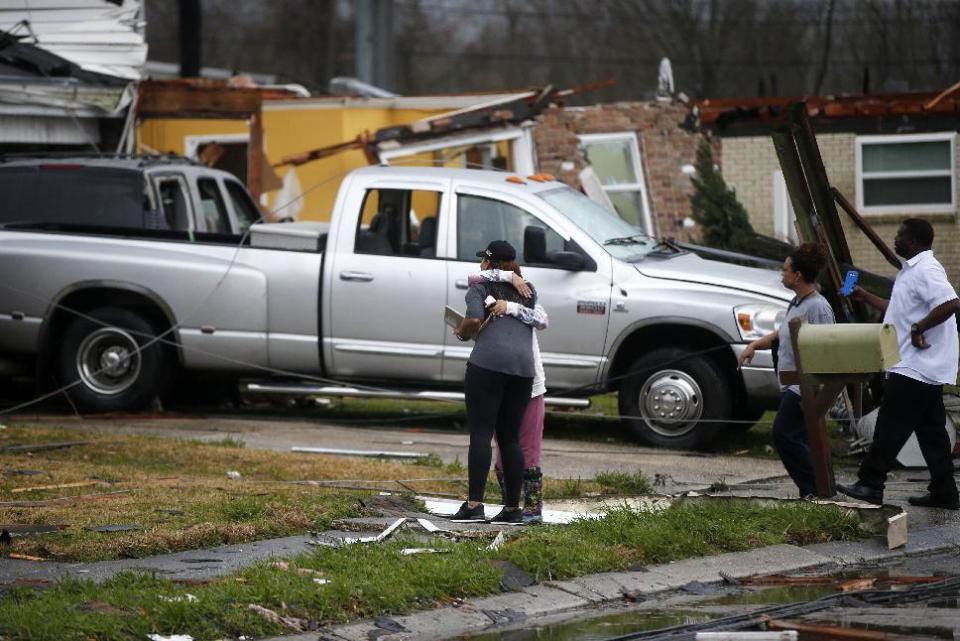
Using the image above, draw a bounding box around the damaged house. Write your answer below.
[0,0,145,152]
[694,91,960,280]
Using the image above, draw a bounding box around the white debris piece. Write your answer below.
[375,517,407,543]
[400,548,446,555]
[158,594,198,604]
[147,635,194,641]
[291,446,429,459]
[487,531,505,551]
[226,470,242,480]
[312,578,330,585]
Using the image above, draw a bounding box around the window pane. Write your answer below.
[355,188,442,257]
[582,139,638,186]
[607,191,645,228]
[158,180,190,231]
[863,176,952,207]
[0,166,143,229]
[225,181,261,232]
[457,194,564,264]
[862,140,951,173]
[197,178,231,233]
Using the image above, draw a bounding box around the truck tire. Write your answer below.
[618,347,732,449]
[56,307,169,412]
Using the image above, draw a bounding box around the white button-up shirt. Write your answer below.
[885,250,959,385]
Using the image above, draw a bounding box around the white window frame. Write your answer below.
[772,170,798,244]
[377,125,537,175]
[855,132,956,215]
[184,133,250,159]
[578,132,654,234]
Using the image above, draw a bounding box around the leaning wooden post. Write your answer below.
[788,317,838,498]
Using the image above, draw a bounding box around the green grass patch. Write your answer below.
[0,501,864,641]
[0,425,464,562]
[594,471,652,495]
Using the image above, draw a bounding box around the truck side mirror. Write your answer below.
[523,225,547,264]
[549,250,586,271]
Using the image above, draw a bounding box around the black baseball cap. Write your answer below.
[476,240,516,262]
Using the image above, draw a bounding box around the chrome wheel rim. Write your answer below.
[638,369,703,437]
[76,328,141,395]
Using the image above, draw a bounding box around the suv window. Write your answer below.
[197,178,231,233]
[354,188,442,257]
[156,177,191,231]
[224,180,260,232]
[456,194,564,263]
[0,165,144,228]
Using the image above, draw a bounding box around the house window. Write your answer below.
[856,133,956,215]
[579,133,653,234]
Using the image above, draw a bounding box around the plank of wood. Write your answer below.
[0,490,129,507]
[11,481,100,494]
[1,441,87,454]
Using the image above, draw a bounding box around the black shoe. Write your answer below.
[449,502,486,522]
[908,493,960,510]
[837,482,883,505]
[489,507,524,526]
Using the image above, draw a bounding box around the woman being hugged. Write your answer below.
[738,243,834,498]
[452,240,537,525]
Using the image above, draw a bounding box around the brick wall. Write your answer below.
[722,133,960,282]
[534,102,712,242]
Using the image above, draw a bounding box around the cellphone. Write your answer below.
[840,269,859,296]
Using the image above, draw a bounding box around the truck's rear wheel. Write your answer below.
[57,307,169,412]
[618,347,731,449]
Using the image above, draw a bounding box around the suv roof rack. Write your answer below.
[0,152,203,168]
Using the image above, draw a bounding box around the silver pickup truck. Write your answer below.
[0,160,790,449]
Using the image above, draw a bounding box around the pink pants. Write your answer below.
[495,394,545,470]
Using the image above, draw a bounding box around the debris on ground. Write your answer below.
[226,470,242,480]
[8,552,45,561]
[291,446,429,459]
[158,594,198,603]
[246,604,305,632]
[400,548,447,555]
[88,524,143,533]
[312,578,330,585]
[741,574,944,589]
[0,524,63,536]
[487,531,505,551]
[0,441,86,454]
[146,635,194,641]
[0,490,129,508]
[11,481,101,494]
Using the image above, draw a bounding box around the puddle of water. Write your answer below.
[454,609,716,641]
[704,585,839,605]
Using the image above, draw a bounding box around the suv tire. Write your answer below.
[57,307,169,412]
[618,347,731,449]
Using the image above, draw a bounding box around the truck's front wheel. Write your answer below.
[618,347,731,449]
[57,307,169,412]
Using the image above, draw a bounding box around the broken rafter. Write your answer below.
[766,618,891,640]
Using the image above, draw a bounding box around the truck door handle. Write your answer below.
[455,279,468,289]
[340,271,374,282]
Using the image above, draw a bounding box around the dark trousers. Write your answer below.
[859,373,958,500]
[464,363,532,506]
[772,390,816,497]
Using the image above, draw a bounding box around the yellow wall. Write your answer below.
[136,105,447,222]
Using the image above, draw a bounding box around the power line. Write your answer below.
[398,48,960,68]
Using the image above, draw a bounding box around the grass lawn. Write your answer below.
[0,425,659,562]
[0,501,864,641]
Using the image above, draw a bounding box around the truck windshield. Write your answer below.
[538,187,659,261]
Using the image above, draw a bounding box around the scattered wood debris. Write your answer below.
[11,481,102,494]
[246,604,305,631]
[8,552,45,561]
[0,441,87,454]
[0,490,129,508]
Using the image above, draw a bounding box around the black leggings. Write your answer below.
[465,363,533,506]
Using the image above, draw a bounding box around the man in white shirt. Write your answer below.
[838,219,960,510]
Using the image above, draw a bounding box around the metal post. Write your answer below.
[355,0,394,91]
[178,0,201,78]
